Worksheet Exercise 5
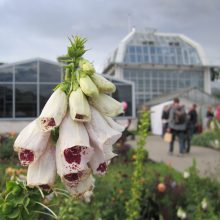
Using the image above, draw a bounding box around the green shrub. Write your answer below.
[192,131,220,149]
[0,180,54,220]
[57,157,220,219]
[0,134,16,160]
[192,120,220,150]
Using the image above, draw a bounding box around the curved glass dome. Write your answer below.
[123,32,202,65]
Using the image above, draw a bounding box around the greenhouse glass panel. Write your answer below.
[15,61,37,82]
[39,61,61,82]
[0,84,13,118]
[15,84,37,117]
[0,67,13,82]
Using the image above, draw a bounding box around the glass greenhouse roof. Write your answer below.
[104,29,207,68]
[124,33,201,65]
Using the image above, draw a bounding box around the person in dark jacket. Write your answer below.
[185,104,197,153]
[206,106,214,129]
[161,105,171,137]
[168,98,187,156]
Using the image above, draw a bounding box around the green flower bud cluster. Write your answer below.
[55,35,123,122]
[57,36,116,96]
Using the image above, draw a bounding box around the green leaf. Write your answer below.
[24,197,30,209]
[2,202,13,215]
[12,186,22,196]
[13,194,25,205]
[0,213,7,220]
[7,208,20,219]
[6,181,17,193]
[0,197,4,205]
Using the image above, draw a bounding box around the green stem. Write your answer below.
[35,201,58,219]
[64,68,71,81]
[126,110,150,220]
[36,186,45,199]
[33,211,58,219]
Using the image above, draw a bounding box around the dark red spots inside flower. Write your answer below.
[47,118,55,127]
[75,114,84,120]
[40,184,51,191]
[19,149,34,166]
[64,172,82,182]
[64,146,83,164]
[97,162,107,173]
[41,117,55,128]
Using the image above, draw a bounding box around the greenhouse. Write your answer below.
[103,28,211,108]
[0,58,62,119]
[0,58,134,132]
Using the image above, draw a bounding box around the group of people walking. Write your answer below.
[162,98,198,156]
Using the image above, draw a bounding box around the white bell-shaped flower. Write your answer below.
[83,190,93,203]
[56,139,91,187]
[89,94,123,117]
[65,174,95,198]
[91,74,116,93]
[69,88,91,122]
[85,106,122,149]
[89,139,116,175]
[27,139,56,188]
[104,116,125,132]
[58,113,93,170]
[103,144,117,161]
[39,88,67,132]
[14,119,50,166]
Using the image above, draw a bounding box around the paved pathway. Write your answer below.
[129,135,220,179]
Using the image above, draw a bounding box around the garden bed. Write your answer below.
[57,156,220,220]
[1,133,220,219]
[192,131,220,150]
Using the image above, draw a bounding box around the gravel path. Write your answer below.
[128,135,220,179]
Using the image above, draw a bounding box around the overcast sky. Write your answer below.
[0,0,220,72]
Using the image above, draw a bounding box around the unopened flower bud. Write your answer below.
[201,198,208,210]
[177,208,187,219]
[69,88,91,122]
[80,76,99,97]
[39,88,67,132]
[183,171,190,179]
[91,74,116,93]
[79,59,95,75]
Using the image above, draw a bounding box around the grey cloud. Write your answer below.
[0,0,220,71]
